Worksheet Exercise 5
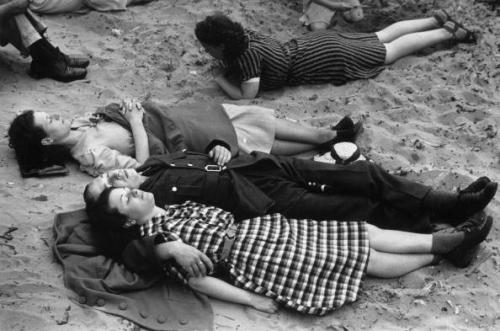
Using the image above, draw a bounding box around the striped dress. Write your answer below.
[139,201,370,315]
[229,30,386,90]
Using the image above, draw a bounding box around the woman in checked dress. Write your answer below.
[85,186,492,315]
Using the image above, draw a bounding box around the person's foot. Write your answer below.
[456,182,498,217]
[319,117,363,152]
[459,176,491,194]
[443,21,477,44]
[55,48,90,68]
[30,60,87,83]
[331,116,354,130]
[432,8,451,27]
[445,213,493,268]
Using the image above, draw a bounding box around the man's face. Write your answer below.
[87,169,143,203]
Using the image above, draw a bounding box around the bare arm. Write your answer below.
[122,99,150,164]
[154,240,214,278]
[310,0,355,11]
[214,76,260,100]
[188,276,278,313]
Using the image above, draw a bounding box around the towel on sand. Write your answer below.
[53,208,213,331]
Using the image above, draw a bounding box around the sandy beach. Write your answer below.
[0,0,499,330]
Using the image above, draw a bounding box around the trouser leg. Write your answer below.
[276,157,431,215]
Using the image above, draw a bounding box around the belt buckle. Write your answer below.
[205,165,222,172]
[225,224,237,239]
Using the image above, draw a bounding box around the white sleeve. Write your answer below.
[76,145,140,177]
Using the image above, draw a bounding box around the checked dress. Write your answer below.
[139,201,370,315]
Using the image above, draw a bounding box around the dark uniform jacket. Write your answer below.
[138,151,283,220]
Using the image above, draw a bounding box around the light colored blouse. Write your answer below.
[70,114,139,176]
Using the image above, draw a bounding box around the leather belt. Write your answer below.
[220,224,238,261]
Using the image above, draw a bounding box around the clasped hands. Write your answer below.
[120,98,145,124]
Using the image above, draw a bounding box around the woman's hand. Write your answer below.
[168,241,214,278]
[249,293,279,313]
[121,98,144,124]
[208,145,232,166]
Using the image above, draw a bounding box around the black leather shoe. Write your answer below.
[65,54,90,68]
[457,182,498,217]
[445,213,493,268]
[459,176,491,194]
[319,118,363,152]
[30,60,87,83]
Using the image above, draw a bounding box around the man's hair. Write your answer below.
[195,14,248,61]
[8,110,70,172]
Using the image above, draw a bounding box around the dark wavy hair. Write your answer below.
[85,186,140,258]
[8,110,69,172]
[195,14,248,61]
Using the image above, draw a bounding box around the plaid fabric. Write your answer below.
[138,201,369,315]
[138,201,235,282]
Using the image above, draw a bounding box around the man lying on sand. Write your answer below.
[84,152,498,269]
[0,0,89,82]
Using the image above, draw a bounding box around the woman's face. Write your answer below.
[108,187,155,224]
[201,42,225,60]
[32,111,71,142]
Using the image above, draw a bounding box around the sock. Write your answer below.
[431,232,465,254]
[430,255,443,265]
[422,190,458,215]
[28,38,59,63]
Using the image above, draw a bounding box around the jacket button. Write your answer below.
[96,298,105,306]
[139,311,148,318]
[187,163,193,167]
[118,302,128,310]
[171,186,177,192]
[78,296,87,304]
[169,163,176,167]
[157,315,166,324]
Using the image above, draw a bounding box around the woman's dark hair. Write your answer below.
[8,110,70,173]
[195,14,248,61]
[84,186,139,258]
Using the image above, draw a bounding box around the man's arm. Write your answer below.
[188,276,278,313]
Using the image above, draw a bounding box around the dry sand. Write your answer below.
[0,0,499,330]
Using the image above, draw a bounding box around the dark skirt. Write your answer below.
[287,31,386,86]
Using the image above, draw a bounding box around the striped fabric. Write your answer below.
[139,201,370,315]
[229,30,386,90]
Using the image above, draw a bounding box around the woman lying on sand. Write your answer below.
[8,99,361,176]
[85,186,493,315]
[195,11,475,99]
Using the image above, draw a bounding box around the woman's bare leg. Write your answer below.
[366,249,435,278]
[367,224,432,254]
[383,28,452,64]
[376,17,439,43]
[274,118,336,144]
[270,139,317,155]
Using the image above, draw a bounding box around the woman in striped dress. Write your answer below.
[195,13,475,99]
[86,187,492,315]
